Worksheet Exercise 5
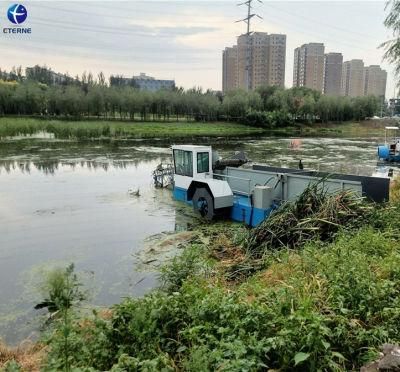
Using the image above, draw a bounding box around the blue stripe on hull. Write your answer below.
[173,186,273,227]
[229,195,274,227]
[173,186,190,203]
[230,195,252,225]
[252,207,274,227]
[385,156,400,162]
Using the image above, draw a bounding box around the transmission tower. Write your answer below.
[236,0,263,91]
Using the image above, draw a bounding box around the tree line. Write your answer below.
[0,67,381,127]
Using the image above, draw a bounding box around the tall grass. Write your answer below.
[391,176,400,203]
[0,117,263,140]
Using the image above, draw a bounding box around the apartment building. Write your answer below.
[323,52,343,96]
[364,65,387,101]
[222,32,286,92]
[222,46,238,93]
[341,59,365,97]
[293,43,325,92]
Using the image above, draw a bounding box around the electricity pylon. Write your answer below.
[236,0,263,91]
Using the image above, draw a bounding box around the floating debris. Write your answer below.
[127,187,140,197]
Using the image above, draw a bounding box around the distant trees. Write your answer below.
[26,65,55,85]
[0,66,23,82]
[254,85,379,126]
[0,66,381,126]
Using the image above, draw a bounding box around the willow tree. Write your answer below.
[382,1,400,81]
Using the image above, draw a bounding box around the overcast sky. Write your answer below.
[0,1,396,97]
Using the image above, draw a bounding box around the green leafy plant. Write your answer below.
[36,264,87,372]
[159,244,210,292]
[2,360,22,372]
[35,263,86,314]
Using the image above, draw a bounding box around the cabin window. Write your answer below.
[173,150,193,177]
[197,152,209,173]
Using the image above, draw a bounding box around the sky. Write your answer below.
[0,0,397,97]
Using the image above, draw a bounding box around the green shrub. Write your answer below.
[244,110,271,128]
[244,109,294,128]
[2,360,22,372]
[159,244,210,292]
[35,263,86,313]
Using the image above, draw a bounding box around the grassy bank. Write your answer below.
[0,117,264,140]
[3,183,400,371]
[0,117,395,141]
[298,118,397,136]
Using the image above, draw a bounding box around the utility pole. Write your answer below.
[236,0,263,91]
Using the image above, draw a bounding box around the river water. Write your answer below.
[0,133,390,343]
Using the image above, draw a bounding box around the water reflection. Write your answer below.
[0,138,172,175]
[0,159,138,174]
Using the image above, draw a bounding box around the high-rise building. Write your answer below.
[323,53,343,96]
[364,65,387,101]
[222,46,238,93]
[293,43,325,92]
[236,34,249,90]
[341,59,365,97]
[222,32,286,93]
[222,45,238,92]
[266,34,286,88]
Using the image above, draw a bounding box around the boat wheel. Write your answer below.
[192,188,215,220]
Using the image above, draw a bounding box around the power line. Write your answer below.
[0,35,215,62]
[257,13,379,54]
[31,3,211,21]
[29,18,165,38]
[266,2,377,40]
[31,2,381,47]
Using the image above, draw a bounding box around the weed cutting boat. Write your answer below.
[156,145,390,227]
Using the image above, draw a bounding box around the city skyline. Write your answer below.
[0,1,396,97]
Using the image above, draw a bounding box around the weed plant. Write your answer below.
[246,182,372,257]
[36,264,86,372]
